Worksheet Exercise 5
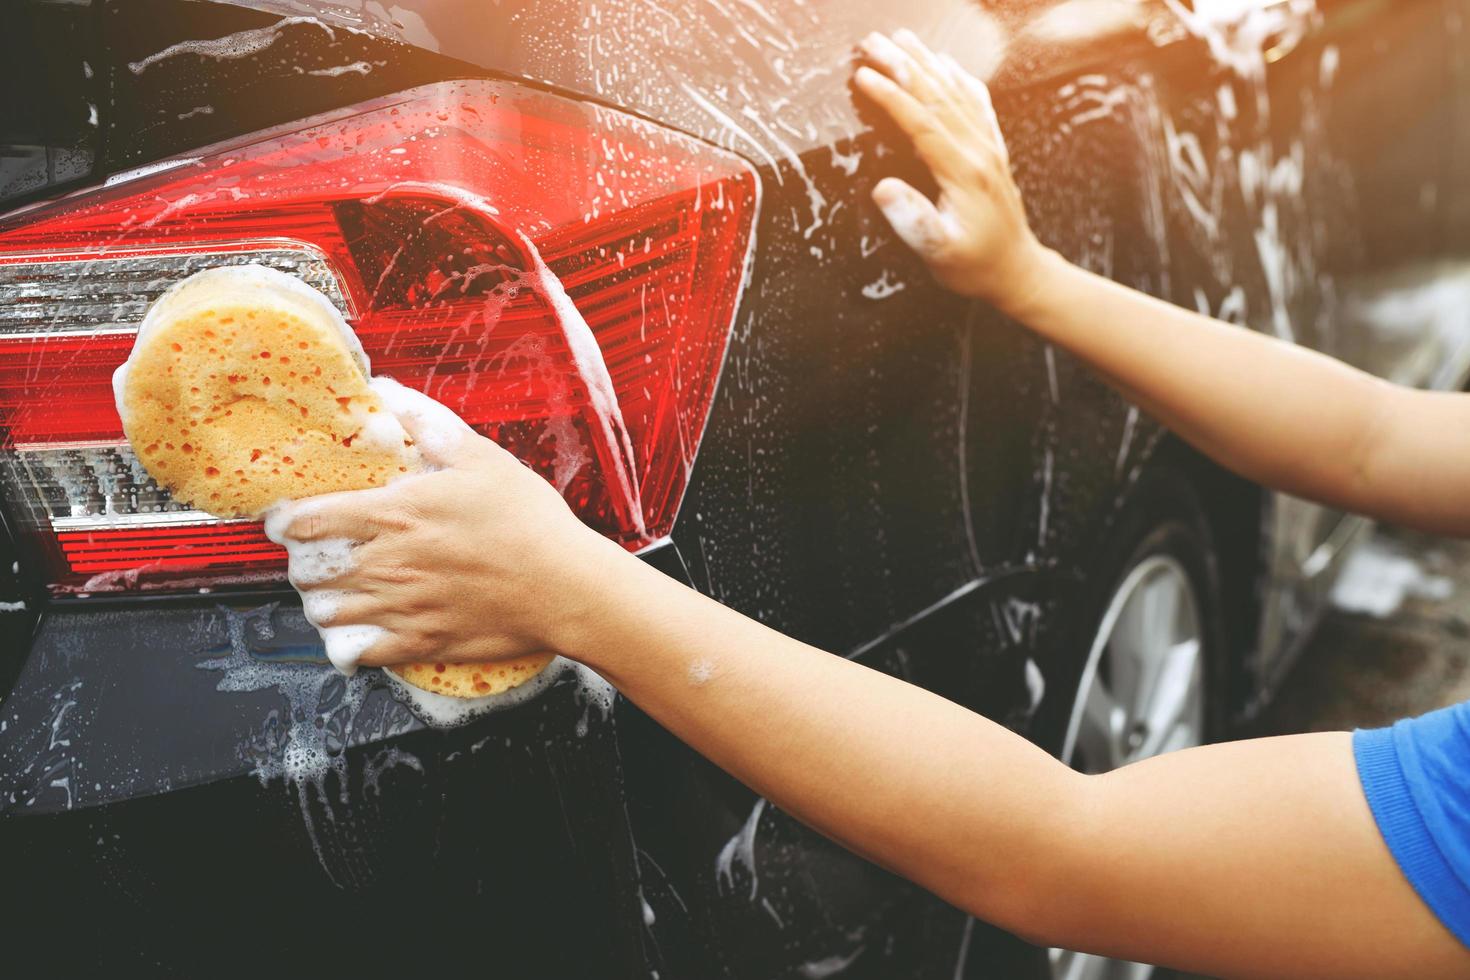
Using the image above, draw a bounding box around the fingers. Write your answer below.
[858,31,907,83]
[890,28,952,92]
[861,32,974,140]
[854,66,970,185]
[353,633,416,669]
[369,376,476,469]
[296,587,398,672]
[854,64,935,141]
[300,588,357,628]
[859,30,1007,164]
[859,31,918,91]
[943,53,1009,163]
[319,623,389,675]
[862,30,962,109]
[285,538,360,589]
[872,178,954,259]
[264,485,407,544]
[856,38,1001,191]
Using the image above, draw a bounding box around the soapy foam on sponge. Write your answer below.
[121,265,553,699]
[367,374,473,463]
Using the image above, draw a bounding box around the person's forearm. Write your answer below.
[567,538,1084,932]
[1006,250,1394,514]
[561,539,1469,977]
[856,28,1470,537]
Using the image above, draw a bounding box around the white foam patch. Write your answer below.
[383,657,573,728]
[127,16,334,74]
[572,663,617,737]
[1332,538,1454,619]
[688,658,717,686]
[1166,0,1318,83]
[320,624,385,676]
[1024,658,1046,713]
[361,746,423,797]
[300,589,348,628]
[262,504,293,542]
[861,271,906,301]
[874,186,955,259]
[308,61,374,77]
[352,402,414,455]
[198,605,375,787]
[1027,0,1145,42]
[797,948,866,980]
[278,534,357,588]
[716,797,767,899]
[111,361,130,428]
[368,376,472,466]
[265,505,372,676]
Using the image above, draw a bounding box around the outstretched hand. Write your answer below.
[855,30,1050,314]
[266,380,616,670]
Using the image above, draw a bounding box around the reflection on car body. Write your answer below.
[3,0,1469,976]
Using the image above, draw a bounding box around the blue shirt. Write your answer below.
[1355,701,1470,949]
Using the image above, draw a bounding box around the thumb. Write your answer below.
[873,177,954,260]
[368,376,477,469]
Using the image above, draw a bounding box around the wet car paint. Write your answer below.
[3,0,1469,976]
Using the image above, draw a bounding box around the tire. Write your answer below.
[1048,467,1228,980]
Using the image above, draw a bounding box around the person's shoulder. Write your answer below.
[1394,699,1470,741]
[1383,699,1470,783]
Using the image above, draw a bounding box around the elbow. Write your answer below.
[955,770,1106,950]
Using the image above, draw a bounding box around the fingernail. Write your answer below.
[894,28,921,46]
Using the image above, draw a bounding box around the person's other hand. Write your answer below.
[856,30,1052,315]
[266,380,620,669]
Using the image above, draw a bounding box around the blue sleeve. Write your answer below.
[1355,700,1470,951]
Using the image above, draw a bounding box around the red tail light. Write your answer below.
[0,80,758,594]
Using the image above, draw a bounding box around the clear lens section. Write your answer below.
[4,444,186,524]
[0,247,349,591]
[0,247,346,446]
[0,246,346,336]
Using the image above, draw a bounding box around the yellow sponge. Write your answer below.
[392,656,556,700]
[117,265,418,516]
[118,265,552,699]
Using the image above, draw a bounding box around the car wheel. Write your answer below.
[1049,468,1227,980]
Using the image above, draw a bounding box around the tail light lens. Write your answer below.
[0,79,757,594]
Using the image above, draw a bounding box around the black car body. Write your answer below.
[3,0,1467,976]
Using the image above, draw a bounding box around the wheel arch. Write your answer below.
[1144,435,1266,723]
